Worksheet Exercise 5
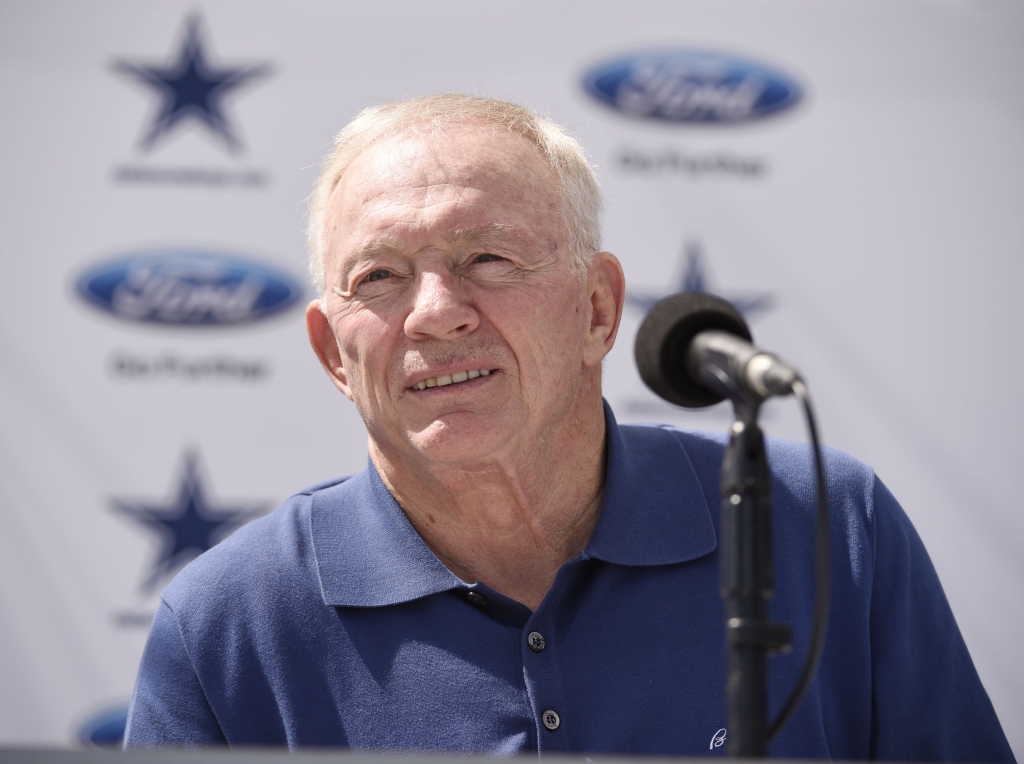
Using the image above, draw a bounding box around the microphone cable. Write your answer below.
[767,378,830,743]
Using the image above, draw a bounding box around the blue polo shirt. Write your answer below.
[125,407,1013,761]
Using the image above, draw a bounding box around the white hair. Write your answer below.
[306,93,603,298]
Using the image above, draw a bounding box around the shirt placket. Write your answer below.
[520,566,576,755]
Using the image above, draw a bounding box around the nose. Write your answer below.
[404,268,479,340]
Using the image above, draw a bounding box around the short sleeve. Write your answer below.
[124,600,227,748]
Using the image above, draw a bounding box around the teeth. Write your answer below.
[413,370,491,391]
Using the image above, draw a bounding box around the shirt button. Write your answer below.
[542,710,560,731]
[527,631,546,652]
[466,591,486,607]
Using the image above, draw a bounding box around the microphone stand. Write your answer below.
[720,396,792,757]
[633,293,830,756]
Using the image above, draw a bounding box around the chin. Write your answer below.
[405,413,514,464]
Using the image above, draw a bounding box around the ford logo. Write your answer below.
[583,50,803,124]
[75,249,304,326]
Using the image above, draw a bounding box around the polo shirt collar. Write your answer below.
[311,466,465,608]
[584,402,717,566]
[311,402,717,608]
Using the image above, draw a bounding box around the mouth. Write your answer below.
[411,368,493,391]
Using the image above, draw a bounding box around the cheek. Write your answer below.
[334,309,399,387]
[493,282,588,368]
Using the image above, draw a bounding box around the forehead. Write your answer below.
[325,123,562,257]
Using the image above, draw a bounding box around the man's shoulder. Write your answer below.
[160,473,359,616]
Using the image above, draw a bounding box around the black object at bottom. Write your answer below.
[0,749,864,764]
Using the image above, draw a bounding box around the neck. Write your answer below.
[370,385,607,611]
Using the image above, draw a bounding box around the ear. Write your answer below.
[306,300,355,400]
[582,251,626,367]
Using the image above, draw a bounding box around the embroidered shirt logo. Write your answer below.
[710,728,727,749]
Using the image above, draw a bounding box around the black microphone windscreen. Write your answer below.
[634,293,753,408]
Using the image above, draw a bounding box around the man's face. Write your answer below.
[312,123,603,465]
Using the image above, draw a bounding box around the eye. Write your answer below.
[364,269,392,282]
[473,253,504,264]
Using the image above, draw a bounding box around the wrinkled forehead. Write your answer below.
[321,123,566,274]
[331,124,560,225]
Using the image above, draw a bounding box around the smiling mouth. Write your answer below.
[412,368,492,391]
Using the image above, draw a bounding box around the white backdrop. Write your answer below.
[1,0,1022,756]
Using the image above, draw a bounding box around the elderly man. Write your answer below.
[125,95,1013,761]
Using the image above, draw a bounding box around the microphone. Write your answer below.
[634,292,799,408]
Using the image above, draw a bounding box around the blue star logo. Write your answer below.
[113,15,270,153]
[626,240,774,318]
[114,452,266,591]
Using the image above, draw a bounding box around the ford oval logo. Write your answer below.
[75,249,304,326]
[583,50,803,124]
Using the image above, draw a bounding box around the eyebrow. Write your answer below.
[338,223,526,284]
[338,240,405,284]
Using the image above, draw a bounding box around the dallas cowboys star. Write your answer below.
[113,15,270,152]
